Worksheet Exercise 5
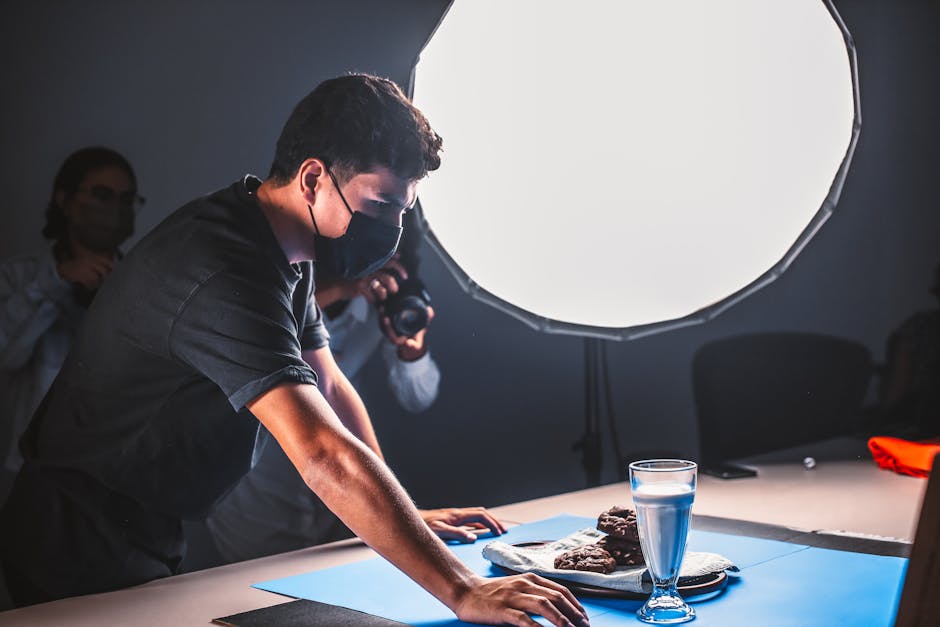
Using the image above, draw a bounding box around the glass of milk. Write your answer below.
[629,459,698,624]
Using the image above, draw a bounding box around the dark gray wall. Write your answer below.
[0,0,447,257]
[361,0,940,507]
[1,1,938,512]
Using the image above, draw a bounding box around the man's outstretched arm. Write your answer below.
[304,345,506,541]
[303,346,385,461]
[249,382,589,627]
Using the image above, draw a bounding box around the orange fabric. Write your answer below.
[868,436,940,478]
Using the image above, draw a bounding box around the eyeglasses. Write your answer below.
[76,185,146,211]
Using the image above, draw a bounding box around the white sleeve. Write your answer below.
[381,341,441,413]
[0,251,73,371]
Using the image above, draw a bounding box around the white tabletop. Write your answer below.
[0,438,926,626]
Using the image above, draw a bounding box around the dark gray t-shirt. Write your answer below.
[21,176,329,520]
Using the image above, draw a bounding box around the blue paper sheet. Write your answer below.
[253,514,906,626]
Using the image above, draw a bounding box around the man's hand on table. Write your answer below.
[417,509,591,625]
[455,574,590,627]
[419,507,508,543]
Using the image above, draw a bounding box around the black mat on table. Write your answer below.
[212,599,410,626]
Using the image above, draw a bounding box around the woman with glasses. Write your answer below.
[0,146,141,475]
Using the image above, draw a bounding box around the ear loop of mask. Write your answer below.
[307,204,321,236]
[308,167,354,237]
[327,168,355,217]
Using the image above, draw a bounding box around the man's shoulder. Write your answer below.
[130,179,273,271]
[152,180,248,236]
[0,247,58,287]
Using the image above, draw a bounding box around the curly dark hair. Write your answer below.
[268,73,442,185]
[43,146,137,241]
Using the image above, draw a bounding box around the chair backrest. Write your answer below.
[693,332,872,465]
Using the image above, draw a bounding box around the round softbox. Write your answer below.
[411,0,859,340]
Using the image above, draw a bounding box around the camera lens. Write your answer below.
[379,270,431,338]
[390,296,430,337]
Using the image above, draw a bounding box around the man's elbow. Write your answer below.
[297,430,373,498]
[314,371,343,408]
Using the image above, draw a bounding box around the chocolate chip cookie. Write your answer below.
[596,506,640,543]
[596,535,644,566]
[553,544,617,574]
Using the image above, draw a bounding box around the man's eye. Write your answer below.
[373,200,405,217]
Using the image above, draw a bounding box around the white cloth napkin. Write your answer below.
[482,528,738,594]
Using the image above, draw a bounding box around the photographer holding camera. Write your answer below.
[201,216,447,563]
[315,239,438,412]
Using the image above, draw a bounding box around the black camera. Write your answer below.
[377,269,432,338]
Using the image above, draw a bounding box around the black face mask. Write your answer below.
[308,169,402,280]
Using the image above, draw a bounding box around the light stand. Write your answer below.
[573,338,626,487]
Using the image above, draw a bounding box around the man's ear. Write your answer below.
[299,159,327,206]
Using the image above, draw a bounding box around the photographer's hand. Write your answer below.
[57,251,115,290]
[382,305,434,361]
[356,257,409,304]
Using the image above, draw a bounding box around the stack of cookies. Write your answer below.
[595,506,644,567]
[553,506,645,574]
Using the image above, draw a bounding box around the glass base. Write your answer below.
[637,589,695,624]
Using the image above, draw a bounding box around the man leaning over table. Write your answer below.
[0,74,589,627]
[204,225,446,563]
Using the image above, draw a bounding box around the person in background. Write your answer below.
[0,147,140,474]
[0,75,586,627]
[204,215,443,563]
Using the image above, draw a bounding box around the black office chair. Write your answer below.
[692,332,873,473]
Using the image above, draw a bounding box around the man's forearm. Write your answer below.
[382,342,440,413]
[251,384,477,611]
[309,431,476,609]
[321,371,384,460]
